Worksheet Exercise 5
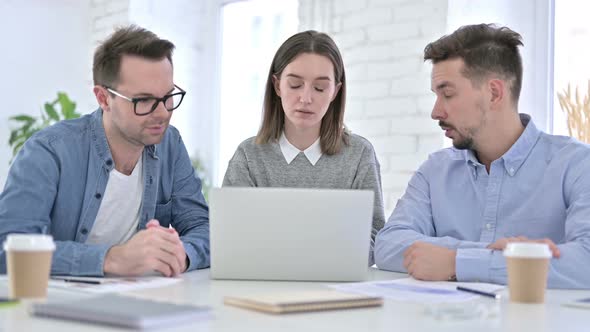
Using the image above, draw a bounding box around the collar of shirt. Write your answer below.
[279,132,322,165]
[463,113,540,176]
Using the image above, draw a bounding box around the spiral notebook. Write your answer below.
[31,294,211,329]
[224,290,383,314]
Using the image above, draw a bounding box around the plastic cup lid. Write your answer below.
[3,234,55,251]
[503,242,552,258]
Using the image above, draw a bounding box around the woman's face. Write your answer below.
[273,53,341,133]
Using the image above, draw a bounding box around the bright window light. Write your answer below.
[217,0,298,184]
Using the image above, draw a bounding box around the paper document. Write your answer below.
[329,278,505,303]
[49,276,182,294]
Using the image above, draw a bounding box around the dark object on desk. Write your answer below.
[456,286,500,299]
[225,290,383,314]
[0,297,19,307]
[54,278,102,285]
[563,297,590,310]
[31,294,210,329]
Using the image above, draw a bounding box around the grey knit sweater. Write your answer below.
[222,133,385,265]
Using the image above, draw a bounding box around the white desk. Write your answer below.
[1,268,589,331]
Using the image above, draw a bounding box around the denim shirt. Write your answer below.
[0,109,210,276]
[375,114,590,289]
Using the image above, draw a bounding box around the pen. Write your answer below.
[456,286,500,299]
[54,278,102,285]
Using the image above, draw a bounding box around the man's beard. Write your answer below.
[452,134,475,150]
[439,120,476,150]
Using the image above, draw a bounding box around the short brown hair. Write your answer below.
[93,25,175,88]
[256,30,348,155]
[424,23,523,103]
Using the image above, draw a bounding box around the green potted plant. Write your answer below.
[191,153,211,202]
[8,92,80,162]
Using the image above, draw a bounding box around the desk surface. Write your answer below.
[1,268,589,331]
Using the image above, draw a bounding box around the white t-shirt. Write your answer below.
[86,156,144,246]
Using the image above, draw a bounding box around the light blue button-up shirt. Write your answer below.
[375,114,590,289]
[0,109,210,276]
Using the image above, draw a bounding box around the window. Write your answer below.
[217,0,298,184]
[552,0,590,137]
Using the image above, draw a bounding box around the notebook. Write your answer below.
[224,290,383,314]
[210,187,374,281]
[31,294,211,329]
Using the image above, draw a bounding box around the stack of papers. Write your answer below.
[224,290,383,314]
[329,278,505,303]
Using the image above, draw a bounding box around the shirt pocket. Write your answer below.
[154,200,173,227]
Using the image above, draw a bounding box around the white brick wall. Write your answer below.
[333,0,368,15]
[367,22,421,41]
[90,0,129,46]
[367,58,422,79]
[84,0,130,112]
[341,8,393,30]
[299,0,448,215]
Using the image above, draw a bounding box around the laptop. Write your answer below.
[209,187,373,282]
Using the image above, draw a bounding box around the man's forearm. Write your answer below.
[375,227,487,272]
[51,241,111,276]
[180,223,210,271]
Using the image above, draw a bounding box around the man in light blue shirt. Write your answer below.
[374,23,590,289]
[0,26,209,276]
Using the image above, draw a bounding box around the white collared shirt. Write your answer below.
[279,132,323,165]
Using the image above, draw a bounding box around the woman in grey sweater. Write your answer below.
[223,30,385,265]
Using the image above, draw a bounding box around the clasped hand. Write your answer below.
[104,219,187,277]
[403,242,456,281]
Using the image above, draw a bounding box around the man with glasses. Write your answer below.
[0,25,210,277]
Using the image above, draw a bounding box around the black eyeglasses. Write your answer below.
[105,84,186,116]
